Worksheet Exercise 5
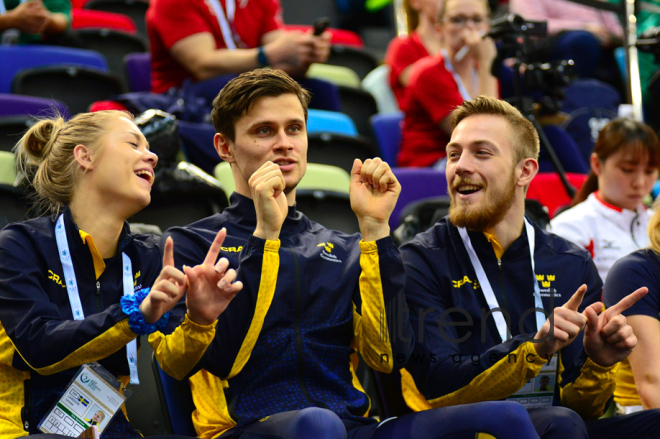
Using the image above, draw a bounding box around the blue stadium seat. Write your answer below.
[307,109,357,136]
[370,112,403,165]
[151,354,196,436]
[177,121,219,174]
[0,45,107,93]
[540,125,590,174]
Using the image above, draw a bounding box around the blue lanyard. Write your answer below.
[458,219,546,342]
[55,215,140,385]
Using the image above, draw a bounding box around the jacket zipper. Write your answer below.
[96,281,101,313]
[630,212,641,247]
[21,378,31,432]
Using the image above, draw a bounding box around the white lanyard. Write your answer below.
[55,215,140,385]
[442,49,477,101]
[207,0,238,50]
[458,219,546,343]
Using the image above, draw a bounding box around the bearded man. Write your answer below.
[398,95,660,439]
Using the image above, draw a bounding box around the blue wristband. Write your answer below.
[257,46,270,67]
[121,288,170,335]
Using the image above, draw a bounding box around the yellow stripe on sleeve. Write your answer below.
[149,314,217,380]
[402,342,545,409]
[13,319,136,375]
[560,355,618,419]
[355,240,393,373]
[227,239,280,379]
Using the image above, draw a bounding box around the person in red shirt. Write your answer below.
[146,0,331,93]
[385,0,443,110]
[398,0,497,168]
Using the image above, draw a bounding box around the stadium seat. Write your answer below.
[0,116,34,153]
[122,337,169,436]
[70,8,137,33]
[0,94,69,119]
[0,151,15,185]
[370,112,403,165]
[307,63,361,88]
[307,109,358,136]
[282,24,364,48]
[215,162,358,233]
[84,0,149,37]
[390,168,448,230]
[527,172,589,218]
[176,121,219,175]
[560,79,620,164]
[130,162,229,230]
[307,132,379,174]
[151,354,197,436]
[299,77,342,112]
[327,45,379,80]
[214,162,350,199]
[72,29,148,89]
[362,65,400,114]
[0,151,29,227]
[540,125,590,174]
[0,45,108,93]
[0,93,67,152]
[12,66,124,115]
[123,52,151,92]
[338,85,379,139]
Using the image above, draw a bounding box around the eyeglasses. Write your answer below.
[446,15,487,27]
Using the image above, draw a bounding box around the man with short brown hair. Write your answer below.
[152,72,542,439]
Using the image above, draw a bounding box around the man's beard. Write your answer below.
[449,170,517,231]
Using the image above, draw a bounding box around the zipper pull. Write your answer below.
[96,281,101,296]
[497,258,502,271]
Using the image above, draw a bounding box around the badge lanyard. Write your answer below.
[458,218,546,343]
[207,0,245,50]
[441,49,478,101]
[55,215,140,385]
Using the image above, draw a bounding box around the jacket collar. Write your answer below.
[60,207,136,257]
[224,192,305,234]
[591,192,646,222]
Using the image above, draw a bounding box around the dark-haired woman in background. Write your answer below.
[0,110,241,438]
[551,118,659,283]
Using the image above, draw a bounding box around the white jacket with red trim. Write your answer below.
[550,192,652,283]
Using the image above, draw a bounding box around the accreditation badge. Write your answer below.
[38,363,130,436]
[507,354,558,408]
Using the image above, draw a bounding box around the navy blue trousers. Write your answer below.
[220,402,541,439]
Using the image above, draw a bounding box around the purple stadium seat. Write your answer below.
[0,45,107,94]
[0,94,70,119]
[391,167,448,229]
[123,52,151,92]
[370,112,403,165]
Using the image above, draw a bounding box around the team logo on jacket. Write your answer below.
[317,242,342,263]
[452,275,480,290]
[537,274,560,297]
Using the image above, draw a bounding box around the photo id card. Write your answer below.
[38,363,127,436]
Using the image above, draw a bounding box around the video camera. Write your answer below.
[488,14,576,115]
